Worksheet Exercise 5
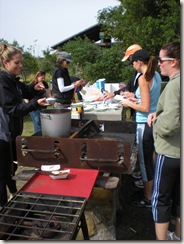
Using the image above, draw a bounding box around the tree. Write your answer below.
[21,51,39,82]
[0,38,39,82]
[38,48,56,77]
[57,0,180,84]
[62,37,130,83]
[97,0,180,56]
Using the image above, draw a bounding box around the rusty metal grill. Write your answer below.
[0,192,88,240]
[16,120,136,174]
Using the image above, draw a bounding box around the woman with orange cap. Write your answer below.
[119,49,162,207]
[104,44,142,121]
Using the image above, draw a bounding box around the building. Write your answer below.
[50,24,111,50]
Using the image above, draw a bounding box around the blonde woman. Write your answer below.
[0,43,50,207]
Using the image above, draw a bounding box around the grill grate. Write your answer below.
[0,192,87,240]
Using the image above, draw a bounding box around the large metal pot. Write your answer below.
[40,109,71,138]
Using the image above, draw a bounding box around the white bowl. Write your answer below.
[107,104,119,110]
[46,98,56,104]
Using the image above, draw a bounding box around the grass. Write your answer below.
[22,114,34,136]
[14,115,34,192]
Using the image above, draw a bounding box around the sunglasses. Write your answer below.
[158,57,174,64]
[65,60,70,64]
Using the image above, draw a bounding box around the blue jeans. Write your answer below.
[29,109,41,134]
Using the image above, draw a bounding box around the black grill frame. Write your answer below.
[0,192,88,240]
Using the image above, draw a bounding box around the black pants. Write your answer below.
[0,140,17,207]
[152,155,180,223]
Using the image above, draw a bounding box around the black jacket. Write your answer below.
[114,71,141,95]
[0,70,41,142]
[52,65,74,104]
[114,72,142,121]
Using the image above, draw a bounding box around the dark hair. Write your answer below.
[145,56,157,82]
[132,49,157,82]
[161,42,180,60]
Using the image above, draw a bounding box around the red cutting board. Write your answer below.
[20,168,99,199]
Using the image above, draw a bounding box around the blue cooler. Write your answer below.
[95,78,106,90]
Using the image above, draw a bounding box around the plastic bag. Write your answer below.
[83,85,103,102]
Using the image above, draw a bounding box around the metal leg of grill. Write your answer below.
[80,212,89,240]
[72,212,89,240]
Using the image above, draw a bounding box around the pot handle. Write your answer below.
[40,114,51,120]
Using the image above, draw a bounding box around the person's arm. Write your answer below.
[119,75,150,113]
[57,77,82,93]
[153,80,180,136]
[57,77,74,92]
[0,82,45,117]
[76,86,82,101]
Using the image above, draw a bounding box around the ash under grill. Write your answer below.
[0,192,88,240]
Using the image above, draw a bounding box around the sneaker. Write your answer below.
[132,196,151,208]
[134,179,144,188]
[132,170,141,179]
[166,231,180,241]
[166,231,174,240]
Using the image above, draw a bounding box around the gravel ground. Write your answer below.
[13,166,155,240]
[116,174,175,240]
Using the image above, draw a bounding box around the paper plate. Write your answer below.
[84,105,94,112]
[108,103,120,107]
[41,164,61,172]
[90,101,102,105]
[114,95,125,101]
[49,169,70,179]
[83,99,94,103]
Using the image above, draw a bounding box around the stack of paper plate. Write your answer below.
[49,169,70,179]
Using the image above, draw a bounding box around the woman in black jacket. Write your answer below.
[0,43,51,207]
[52,52,82,108]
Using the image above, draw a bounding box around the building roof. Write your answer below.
[51,24,111,50]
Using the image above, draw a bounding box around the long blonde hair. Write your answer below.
[0,43,22,69]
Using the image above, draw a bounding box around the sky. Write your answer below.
[0,0,120,56]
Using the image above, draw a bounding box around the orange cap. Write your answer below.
[122,44,142,62]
